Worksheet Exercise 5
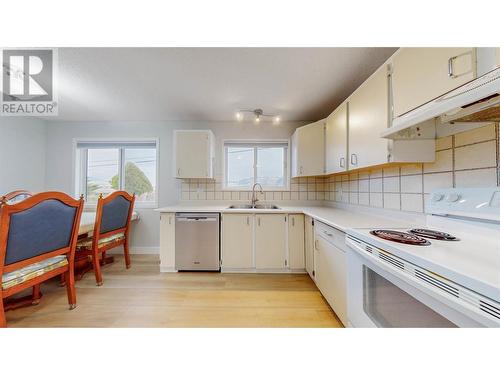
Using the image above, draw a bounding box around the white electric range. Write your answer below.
[345,187,500,328]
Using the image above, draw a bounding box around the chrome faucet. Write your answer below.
[251,183,264,207]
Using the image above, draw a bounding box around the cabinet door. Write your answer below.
[160,213,175,271]
[293,121,325,177]
[222,214,254,269]
[304,216,314,278]
[348,66,389,170]
[392,48,475,118]
[325,102,348,174]
[175,131,211,178]
[315,236,347,325]
[255,214,286,269]
[288,214,305,270]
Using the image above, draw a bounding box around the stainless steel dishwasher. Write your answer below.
[175,213,220,271]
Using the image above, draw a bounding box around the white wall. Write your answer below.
[0,118,47,194]
[44,120,305,251]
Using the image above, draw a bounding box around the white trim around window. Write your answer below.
[73,138,160,209]
[222,139,290,191]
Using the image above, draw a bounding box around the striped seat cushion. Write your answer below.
[2,255,68,290]
[76,233,125,251]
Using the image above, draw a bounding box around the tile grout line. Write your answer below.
[452,135,456,188]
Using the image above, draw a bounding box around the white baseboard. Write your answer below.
[160,265,177,273]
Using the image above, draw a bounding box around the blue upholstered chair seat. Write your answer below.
[2,255,68,290]
[76,233,125,251]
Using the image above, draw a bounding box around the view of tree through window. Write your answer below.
[82,143,157,204]
[225,143,287,189]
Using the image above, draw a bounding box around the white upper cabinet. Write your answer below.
[291,120,325,177]
[325,102,348,174]
[174,130,215,178]
[392,48,475,118]
[348,65,391,170]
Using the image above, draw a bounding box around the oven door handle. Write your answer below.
[345,236,499,327]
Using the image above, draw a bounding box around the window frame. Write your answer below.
[222,139,290,191]
[73,138,160,209]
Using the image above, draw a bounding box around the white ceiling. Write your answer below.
[55,47,397,122]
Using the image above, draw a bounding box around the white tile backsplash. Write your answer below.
[180,125,500,214]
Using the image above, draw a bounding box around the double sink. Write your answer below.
[227,204,280,210]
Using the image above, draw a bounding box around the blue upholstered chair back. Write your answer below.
[99,195,131,234]
[5,199,77,265]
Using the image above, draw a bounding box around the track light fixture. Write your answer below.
[235,109,281,124]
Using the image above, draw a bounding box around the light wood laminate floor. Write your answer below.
[5,255,343,328]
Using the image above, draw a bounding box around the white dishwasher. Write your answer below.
[314,221,347,326]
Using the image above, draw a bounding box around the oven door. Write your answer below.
[346,237,488,328]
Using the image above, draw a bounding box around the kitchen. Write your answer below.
[2,47,499,330]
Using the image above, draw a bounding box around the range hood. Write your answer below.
[381,64,500,140]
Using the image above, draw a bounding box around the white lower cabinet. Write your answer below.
[304,215,315,278]
[314,222,347,326]
[288,214,305,270]
[159,213,176,272]
[255,214,287,269]
[221,213,306,273]
[221,214,254,269]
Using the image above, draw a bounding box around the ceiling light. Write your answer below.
[235,108,280,124]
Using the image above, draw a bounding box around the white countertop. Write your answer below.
[155,204,421,232]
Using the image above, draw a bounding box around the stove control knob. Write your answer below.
[431,193,444,202]
[445,192,460,202]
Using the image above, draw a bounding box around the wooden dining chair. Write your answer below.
[76,191,135,286]
[0,190,43,309]
[0,192,84,328]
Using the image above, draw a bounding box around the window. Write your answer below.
[76,140,158,207]
[224,141,288,190]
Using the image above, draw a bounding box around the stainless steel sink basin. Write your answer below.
[227,204,254,209]
[227,204,280,210]
[254,204,280,210]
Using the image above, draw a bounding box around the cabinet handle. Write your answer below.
[169,216,172,225]
[246,216,250,226]
[258,217,261,226]
[315,239,319,250]
[339,157,345,168]
[300,166,303,175]
[292,217,295,226]
[323,230,333,237]
[177,168,181,176]
[448,56,456,78]
[350,153,358,166]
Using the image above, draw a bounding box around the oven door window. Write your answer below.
[363,265,456,328]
